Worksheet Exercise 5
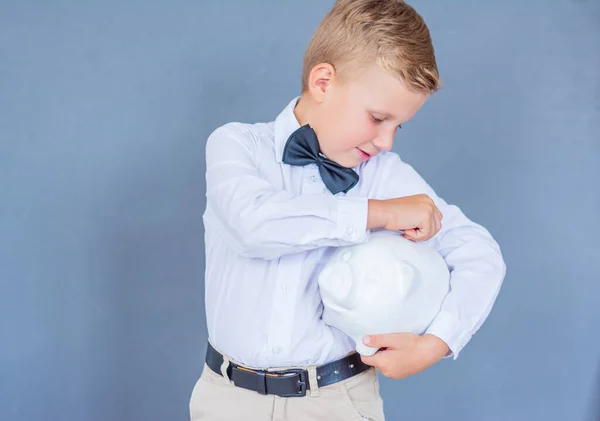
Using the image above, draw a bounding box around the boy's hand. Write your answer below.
[359,333,449,380]
[367,194,443,241]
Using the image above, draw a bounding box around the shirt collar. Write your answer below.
[273,96,302,163]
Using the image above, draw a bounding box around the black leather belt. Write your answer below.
[205,342,371,397]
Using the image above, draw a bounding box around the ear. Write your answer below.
[307,62,335,104]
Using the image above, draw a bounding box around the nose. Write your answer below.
[372,131,395,151]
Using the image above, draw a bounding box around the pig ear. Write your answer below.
[397,260,414,278]
[394,260,415,297]
[318,266,333,283]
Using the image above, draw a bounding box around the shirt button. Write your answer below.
[272,347,281,355]
[347,227,356,237]
[310,175,317,182]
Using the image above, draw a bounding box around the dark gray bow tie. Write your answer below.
[282,124,359,195]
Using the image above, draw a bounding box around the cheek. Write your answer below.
[330,119,375,151]
[348,108,376,143]
[342,124,375,150]
[318,99,376,151]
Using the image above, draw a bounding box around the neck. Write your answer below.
[293,93,314,127]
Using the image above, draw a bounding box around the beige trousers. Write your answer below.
[189,363,385,421]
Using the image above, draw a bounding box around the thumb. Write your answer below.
[362,333,405,349]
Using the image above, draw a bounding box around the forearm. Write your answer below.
[208,188,370,259]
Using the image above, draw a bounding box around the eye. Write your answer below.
[370,114,384,124]
[371,114,403,129]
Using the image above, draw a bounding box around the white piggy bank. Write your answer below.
[317,230,450,356]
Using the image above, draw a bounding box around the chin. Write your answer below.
[342,159,361,169]
[330,152,363,168]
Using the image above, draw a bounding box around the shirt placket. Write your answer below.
[302,164,327,195]
[265,165,326,365]
[266,253,303,365]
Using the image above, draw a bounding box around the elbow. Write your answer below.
[497,255,507,285]
[237,246,284,261]
[480,237,507,286]
[229,225,282,260]
[208,204,286,260]
[236,241,278,260]
[491,238,507,282]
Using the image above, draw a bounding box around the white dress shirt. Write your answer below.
[202,96,506,369]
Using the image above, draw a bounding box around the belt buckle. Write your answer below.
[231,366,269,395]
[276,368,308,397]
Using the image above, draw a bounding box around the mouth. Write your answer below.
[357,148,372,161]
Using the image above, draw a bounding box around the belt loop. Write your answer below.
[307,365,320,397]
[220,355,231,383]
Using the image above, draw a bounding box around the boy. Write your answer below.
[190,0,506,420]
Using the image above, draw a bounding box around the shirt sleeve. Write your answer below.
[375,152,506,359]
[204,123,369,260]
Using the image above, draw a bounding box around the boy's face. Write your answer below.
[302,63,429,168]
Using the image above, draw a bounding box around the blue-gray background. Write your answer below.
[1,1,599,420]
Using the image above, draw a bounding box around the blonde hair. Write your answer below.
[301,0,440,94]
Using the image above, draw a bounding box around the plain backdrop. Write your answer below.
[1,1,599,420]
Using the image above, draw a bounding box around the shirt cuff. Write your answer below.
[425,311,471,360]
[334,196,369,244]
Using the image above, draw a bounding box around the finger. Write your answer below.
[403,229,417,241]
[434,208,443,232]
[411,225,428,241]
[431,214,439,238]
[416,218,434,241]
[435,213,442,235]
[426,215,436,240]
[363,333,410,349]
[359,351,385,368]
